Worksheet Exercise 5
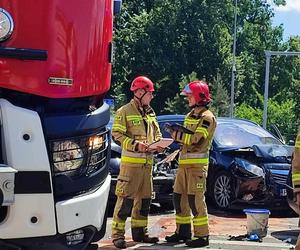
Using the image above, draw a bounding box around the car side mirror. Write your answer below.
[288,140,295,146]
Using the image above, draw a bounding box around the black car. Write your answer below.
[108,115,293,210]
[156,115,294,210]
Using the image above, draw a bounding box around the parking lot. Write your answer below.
[96,205,299,249]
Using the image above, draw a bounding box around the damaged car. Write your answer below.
[156,115,293,210]
[108,115,293,210]
[209,118,293,209]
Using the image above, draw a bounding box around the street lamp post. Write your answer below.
[263,50,300,129]
[230,0,237,118]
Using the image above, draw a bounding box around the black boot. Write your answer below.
[165,233,191,243]
[141,235,159,243]
[165,224,191,243]
[113,238,127,249]
[185,236,209,248]
[132,227,159,243]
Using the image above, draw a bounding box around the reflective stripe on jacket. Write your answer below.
[121,150,154,165]
[175,107,216,166]
[112,99,161,154]
[178,152,209,165]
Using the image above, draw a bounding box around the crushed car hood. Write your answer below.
[217,144,293,164]
[252,144,293,163]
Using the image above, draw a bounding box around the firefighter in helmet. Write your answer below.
[111,76,162,249]
[292,127,300,250]
[165,80,216,248]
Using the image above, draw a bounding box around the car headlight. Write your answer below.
[52,141,84,172]
[235,158,265,178]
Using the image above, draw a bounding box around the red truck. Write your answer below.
[0,1,120,249]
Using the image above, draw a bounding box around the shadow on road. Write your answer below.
[271,230,299,245]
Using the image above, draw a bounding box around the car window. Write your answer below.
[215,122,282,148]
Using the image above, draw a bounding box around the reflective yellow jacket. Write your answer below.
[112,99,161,164]
[174,107,216,168]
[292,130,300,193]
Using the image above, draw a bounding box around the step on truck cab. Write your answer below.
[0,1,121,249]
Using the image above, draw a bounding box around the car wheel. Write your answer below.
[212,171,234,209]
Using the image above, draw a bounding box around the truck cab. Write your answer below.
[0,1,121,249]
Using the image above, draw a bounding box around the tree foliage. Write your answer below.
[109,0,300,139]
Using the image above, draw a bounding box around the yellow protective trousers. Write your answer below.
[173,164,209,238]
[111,163,153,240]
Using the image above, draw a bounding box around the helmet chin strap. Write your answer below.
[190,101,210,109]
[134,89,147,107]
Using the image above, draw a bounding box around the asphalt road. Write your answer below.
[96,205,299,249]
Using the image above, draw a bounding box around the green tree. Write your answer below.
[110,0,300,141]
[163,72,198,114]
[235,97,298,141]
[210,73,230,117]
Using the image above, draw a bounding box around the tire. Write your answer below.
[212,171,234,209]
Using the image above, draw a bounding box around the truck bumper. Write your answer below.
[0,175,111,250]
[56,174,111,233]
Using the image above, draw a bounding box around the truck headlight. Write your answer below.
[89,135,104,151]
[52,141,83,172]
[235,158,265,178]
[50,130,108,176]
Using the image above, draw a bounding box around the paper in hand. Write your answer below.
[148,138,174,149]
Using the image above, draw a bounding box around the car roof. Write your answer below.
[110,114,260,129]
[157,114,185,122]
[157,115,259,126]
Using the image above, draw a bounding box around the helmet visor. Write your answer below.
[180,84,192,96]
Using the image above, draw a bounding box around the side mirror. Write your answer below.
[288,140,295,146]
[113,0,122,15]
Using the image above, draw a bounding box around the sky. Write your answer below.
[269,0,300,40]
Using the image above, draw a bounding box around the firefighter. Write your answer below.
[292,127,300,250]
[165,80,216,248]
[111,76,162,249]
